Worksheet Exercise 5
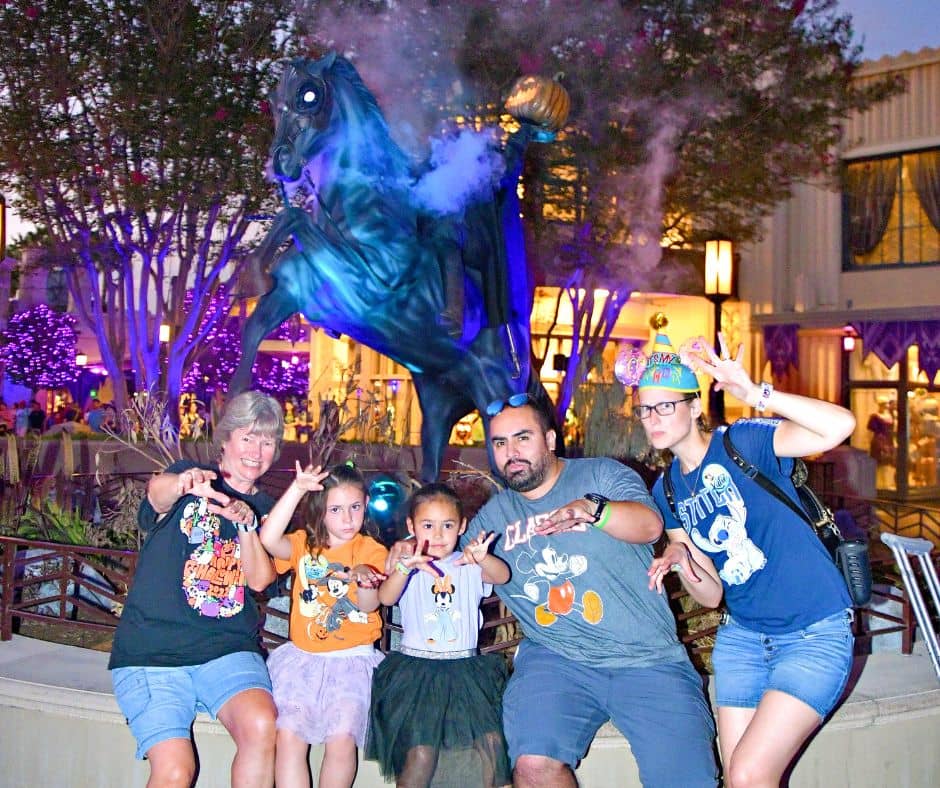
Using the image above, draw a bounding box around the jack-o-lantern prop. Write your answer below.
[504,75,570,132]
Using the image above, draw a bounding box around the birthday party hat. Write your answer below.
[636,314,700,393]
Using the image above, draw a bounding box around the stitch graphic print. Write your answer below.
[679,463,766,585]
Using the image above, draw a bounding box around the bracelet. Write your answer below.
[235,515,259,534]
[395,561,413,577]
[754,381,774,413]
[592,505,612,530]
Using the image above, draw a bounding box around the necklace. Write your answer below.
[679,461,705,498]
[678,437,711,497]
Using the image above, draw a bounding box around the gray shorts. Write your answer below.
[503,640,717,787]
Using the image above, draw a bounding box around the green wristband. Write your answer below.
[593,505,612,530]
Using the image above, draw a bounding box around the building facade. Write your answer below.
[743,47,940,500]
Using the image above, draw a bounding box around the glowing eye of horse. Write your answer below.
[295,79,326,114]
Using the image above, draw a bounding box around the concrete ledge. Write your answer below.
[1,636,938,787]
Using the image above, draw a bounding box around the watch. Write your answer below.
[584,493,610,523]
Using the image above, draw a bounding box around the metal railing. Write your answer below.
[3,494,938,662]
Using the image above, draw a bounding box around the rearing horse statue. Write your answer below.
[230,54,567,480]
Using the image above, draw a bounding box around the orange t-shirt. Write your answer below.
[275,531,388,653]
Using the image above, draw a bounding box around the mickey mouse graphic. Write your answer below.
[424,574,461,643]
[513,541,603,626]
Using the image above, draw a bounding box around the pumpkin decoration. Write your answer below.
[504,74,570,132]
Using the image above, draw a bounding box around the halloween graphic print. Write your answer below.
[179,497,245,617]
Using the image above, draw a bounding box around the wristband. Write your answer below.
[395,561,413,577]
[235,515,259,534]
[593,505,612,530]
[754,381,773,413]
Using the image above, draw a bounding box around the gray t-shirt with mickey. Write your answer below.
[467,457,688,668]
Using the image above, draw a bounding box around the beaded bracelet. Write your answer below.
[754,381,774,413]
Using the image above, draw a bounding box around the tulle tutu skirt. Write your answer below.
[366,650,511,787]
[267,641,383,748]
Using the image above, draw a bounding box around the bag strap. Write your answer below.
[662,461,680,520]
[721,428,817,530]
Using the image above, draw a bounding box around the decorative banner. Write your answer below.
[762,324,800,379]
[852,321,940,382]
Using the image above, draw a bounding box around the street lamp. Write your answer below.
[705,239,734,425]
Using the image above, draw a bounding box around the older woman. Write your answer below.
[110,391,284,787]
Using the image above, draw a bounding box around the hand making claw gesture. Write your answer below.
[685,333,757,405]
[648,542,701,595]
[457,531,497,566]
[343,563,387,589]
[176,467,218,499]
[175,468,250,525]
[292,461,331,493]
[387,538,444,579]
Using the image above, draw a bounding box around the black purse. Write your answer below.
[721,429,872,607]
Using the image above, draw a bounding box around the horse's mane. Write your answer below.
[325,56,413,182]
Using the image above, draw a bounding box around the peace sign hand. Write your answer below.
[456,531,497,565]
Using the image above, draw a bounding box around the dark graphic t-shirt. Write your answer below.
[109,460,275,669]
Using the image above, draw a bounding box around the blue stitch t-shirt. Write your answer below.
[467,457,689,669]
[651,419,851,634]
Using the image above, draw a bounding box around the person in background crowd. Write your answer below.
[14,401,30,437]
[86,398,106,432]
[27,401,45,433]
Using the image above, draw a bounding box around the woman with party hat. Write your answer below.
[628,325,856,788]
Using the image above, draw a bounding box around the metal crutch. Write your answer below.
[880,533,940,682]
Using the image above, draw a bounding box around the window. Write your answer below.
[843,148,940,269]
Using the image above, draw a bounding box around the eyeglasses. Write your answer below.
[632,396,697,420]
[485,393,532,417]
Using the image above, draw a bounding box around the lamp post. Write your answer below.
[705,239,734,425]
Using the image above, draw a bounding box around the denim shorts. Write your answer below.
[503,640,717,787]
[712,609,854,718]
[111,651,272,759]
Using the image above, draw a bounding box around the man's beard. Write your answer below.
[503,452,551,493]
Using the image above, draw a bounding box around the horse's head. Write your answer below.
[269,54,337,183]
[268,53,409,185]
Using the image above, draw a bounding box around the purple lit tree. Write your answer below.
[0,0,296,416]
[0,304,79,389]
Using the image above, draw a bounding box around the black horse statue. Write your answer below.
[231,54,565,480]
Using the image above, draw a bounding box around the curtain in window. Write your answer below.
[909,150,940,232]
[845,159,899,255]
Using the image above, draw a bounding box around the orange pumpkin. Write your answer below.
[504,75,570,132]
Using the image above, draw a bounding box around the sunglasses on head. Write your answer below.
[485,392,532,417]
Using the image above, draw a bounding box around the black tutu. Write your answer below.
[366,650,511,787]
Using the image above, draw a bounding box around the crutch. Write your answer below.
[880,533,940,682]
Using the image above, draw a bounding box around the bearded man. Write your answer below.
[466,394,717,788]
